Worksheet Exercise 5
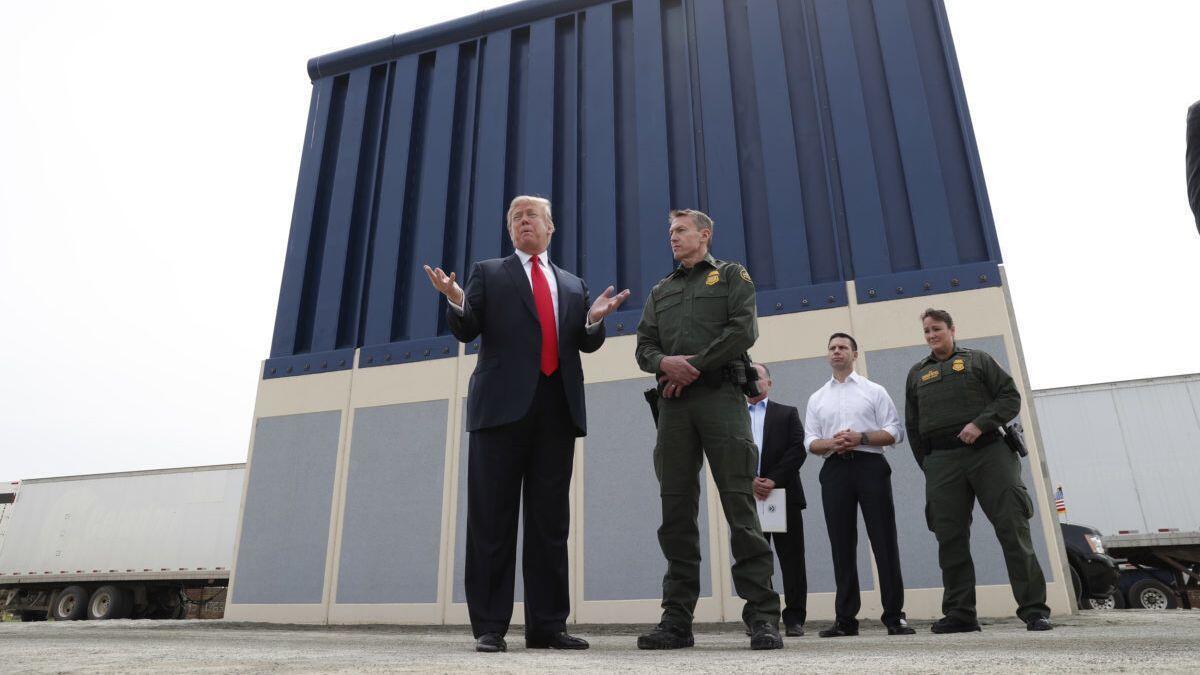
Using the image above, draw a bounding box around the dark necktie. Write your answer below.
[530,256,559,376]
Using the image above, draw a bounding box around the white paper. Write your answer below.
[756,488,787,533]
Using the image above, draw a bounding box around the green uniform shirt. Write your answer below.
[635,253,758,375]
[904,344,1021,465]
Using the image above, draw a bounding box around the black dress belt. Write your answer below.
[830,450,883,460]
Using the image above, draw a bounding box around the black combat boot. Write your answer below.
[637,622,695,650]
[749,621,784,650]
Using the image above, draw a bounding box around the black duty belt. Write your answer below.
[923,429,1001,452]
[660,365,736,394]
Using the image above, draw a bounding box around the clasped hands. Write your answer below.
[423,264,630,324]
[752,477,776,500]
[829,428,865,455]
[657,355,700,399]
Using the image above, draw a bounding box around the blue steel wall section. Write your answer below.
[265,0,1001,379]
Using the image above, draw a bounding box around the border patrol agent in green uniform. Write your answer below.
[904,308,1052,633]
[634,209,783,651]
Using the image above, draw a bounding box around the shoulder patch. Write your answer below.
[740,268,752,284]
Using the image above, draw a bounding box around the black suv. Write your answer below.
[1060,523,1121,608]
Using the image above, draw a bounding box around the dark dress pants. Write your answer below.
[764,503,807,626]
[820,452,906,628]
[464,372,576,638]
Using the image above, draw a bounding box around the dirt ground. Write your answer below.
[2,610,1198,673]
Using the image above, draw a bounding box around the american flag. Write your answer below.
[1054,485,1066,514]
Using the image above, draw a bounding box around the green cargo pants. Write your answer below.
[924,439,1050,622]
[653,382,780,628]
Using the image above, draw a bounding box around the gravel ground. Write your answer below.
[2,610,1198,673]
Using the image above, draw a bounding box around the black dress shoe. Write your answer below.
[887,624,916,635]
[475,633,507,653]
[930,616,981,634]
[1025,616,1053,632]
[638,622,695,650]
[818,622,858,638]
[785,622,805,637]
[749,621,784,650]
[526,631,589,649]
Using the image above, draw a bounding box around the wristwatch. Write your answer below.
[860,432,869,447]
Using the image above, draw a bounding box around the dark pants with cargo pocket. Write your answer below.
[653,382,780,628]
[924,440,1050,622]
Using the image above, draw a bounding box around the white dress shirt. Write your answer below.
[803,371,905,455]
[748,398,768,475]
[513,249,559,331]
[449,250,601,333]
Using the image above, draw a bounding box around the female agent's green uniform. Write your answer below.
[905,345,1050,626]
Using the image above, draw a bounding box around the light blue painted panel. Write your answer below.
[233,411,341,604]
[336,401,448,604]
[583,377,712,601]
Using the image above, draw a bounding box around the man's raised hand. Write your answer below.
[587,285,631,324]
[423,265,464,306]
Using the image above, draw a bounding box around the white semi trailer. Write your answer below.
[1034,373,1200,609]
[0,464,244,621]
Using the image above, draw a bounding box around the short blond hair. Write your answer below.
[669,208,713,238]
[507,195,555,233]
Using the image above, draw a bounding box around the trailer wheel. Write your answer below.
[88,585,132,620]
[51,586,89,621]
[147,587,185,619]
[1128,579,1177,610]
[1085,591,1124,611]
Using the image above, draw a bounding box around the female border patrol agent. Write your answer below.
[904,308,1052,633]
[634,209,782,651]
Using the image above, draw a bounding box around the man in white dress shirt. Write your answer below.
[804,333,914,637]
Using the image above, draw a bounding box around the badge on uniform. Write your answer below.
[921,369,940,382]
[952,358,965,372]
[705,270,720,286]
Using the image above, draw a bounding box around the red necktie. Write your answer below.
[530,256,559,376]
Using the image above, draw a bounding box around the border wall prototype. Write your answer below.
[226,0,1073,624]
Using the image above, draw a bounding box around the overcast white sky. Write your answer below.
[2,1,1198,481]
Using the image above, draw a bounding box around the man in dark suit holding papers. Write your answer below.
[746,362,809,637]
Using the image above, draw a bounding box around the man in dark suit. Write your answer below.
[746,362,808,637]
[424,195,629,653]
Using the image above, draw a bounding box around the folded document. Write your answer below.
[756,488,786,533]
